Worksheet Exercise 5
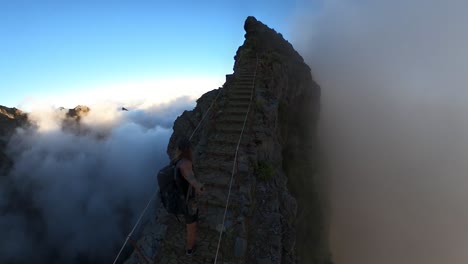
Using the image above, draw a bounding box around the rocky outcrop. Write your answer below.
[0,105,28,175]
[65,105,90,119]
[61,105,92,136]
[61,105,113,140]
[124,16,332,264]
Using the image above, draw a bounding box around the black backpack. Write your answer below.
[157,161,186,216]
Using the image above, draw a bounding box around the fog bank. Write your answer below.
[293,1,468,263]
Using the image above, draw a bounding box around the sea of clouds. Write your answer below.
[0,96,195,263]
[294,0,468,263]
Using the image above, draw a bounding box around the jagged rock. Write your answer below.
[0,106,28,138]
[62,105,92,136]
[66,105,90,119]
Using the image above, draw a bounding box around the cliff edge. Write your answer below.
[125,16,332,264]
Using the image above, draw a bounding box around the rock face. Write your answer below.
[0,105,28,175]
[124,16,332,264]
[61,105,92,136]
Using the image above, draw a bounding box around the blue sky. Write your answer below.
[0,0,316,109]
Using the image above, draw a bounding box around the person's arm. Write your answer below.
[180,161,204,193]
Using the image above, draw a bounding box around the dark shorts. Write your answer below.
[184,198,199,224]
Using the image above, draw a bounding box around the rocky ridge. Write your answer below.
[124,16,332,264]
[0,106,28,175]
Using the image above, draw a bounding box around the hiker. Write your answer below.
[174,137,205,256]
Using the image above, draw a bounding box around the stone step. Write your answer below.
[217,118,245,125]
[198,205,237,232]
[202,143,254,160]
[205,181,240,191]
[236,69,256,73]
[222,110,250,117]
[204,142,239,151]
[204,149,235,159]
[210,138,249,148]
[235,74,255,77]
[225,104,250,111]
[196,160,234,173]
[199,187,244,207]
[228,97,251,103]
[199,174,232,186]
[223,110,248,116]
[197,195,241,213]
[197,163,232,174]
[222,110,250,118]
[222,105,249,115]
[196,162,250,178]
[215,107,248,115]
[232,83,254,86]
[233,81,254,85]
[228,103,250,109]
[228,96,251,102]
[231,85,254,90]
[232,85,254,89]
[233,78,254,82]
[210,131,254,140]
[229,99,251,104]
[209,134,253,146]
[236,72,256,75]
[228,94,251,100]
[228,90,252,96]
[206,178,252,195]
[230,89,253,94]
[216,125,244,133]
[227,97,251,102]
[230,91,252,96]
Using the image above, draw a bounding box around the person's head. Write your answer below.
[175,137,193,161]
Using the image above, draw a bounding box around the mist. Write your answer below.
[293,0,468,263]
[0,96,195,263]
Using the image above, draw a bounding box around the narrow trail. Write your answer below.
[151,59,260,264]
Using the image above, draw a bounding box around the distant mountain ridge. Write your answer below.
[0,105,92,175]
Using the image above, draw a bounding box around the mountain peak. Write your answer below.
[126,17,330,264]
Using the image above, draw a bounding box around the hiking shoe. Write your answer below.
[186,246,196,256]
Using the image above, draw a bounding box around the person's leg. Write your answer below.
[186,222,197,250]
[185,205,199,254]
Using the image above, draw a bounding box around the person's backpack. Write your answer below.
[157,161,186,216]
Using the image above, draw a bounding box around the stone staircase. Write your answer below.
[151,61,259,264]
